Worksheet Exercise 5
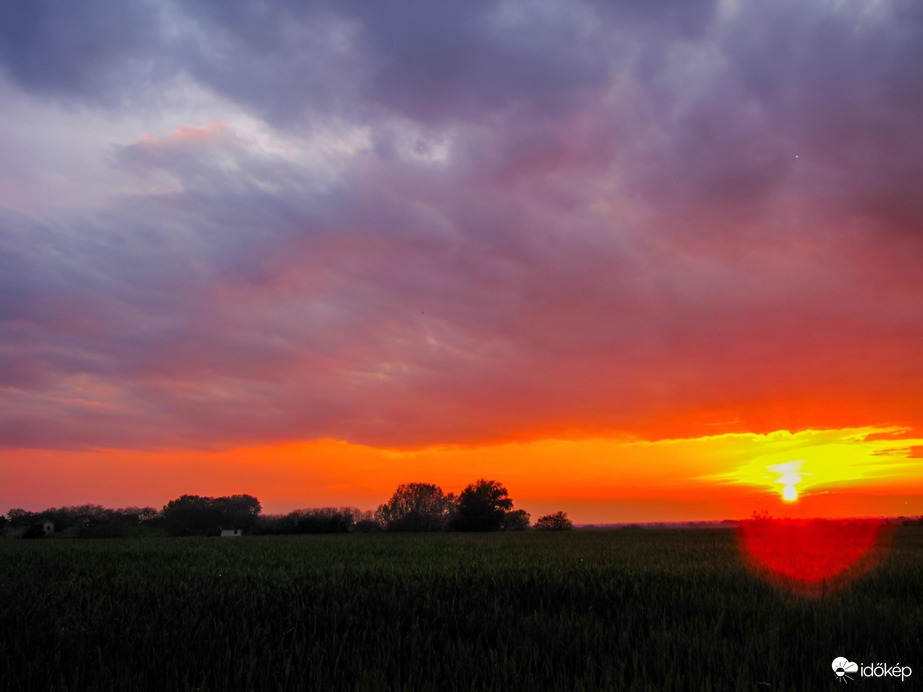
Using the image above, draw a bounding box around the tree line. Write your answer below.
[1,479,573,538]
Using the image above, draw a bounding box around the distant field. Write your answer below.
[1,528,921,691]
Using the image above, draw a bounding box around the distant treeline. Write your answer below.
[1,479,575,539]
[3,505,161,539]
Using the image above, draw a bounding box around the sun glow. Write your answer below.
[702,426,923,507]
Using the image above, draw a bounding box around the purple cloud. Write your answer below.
[1,0,921,451]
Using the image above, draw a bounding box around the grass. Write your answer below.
[1,527,921,691]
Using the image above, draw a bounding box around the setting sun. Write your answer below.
[770,461,804,503]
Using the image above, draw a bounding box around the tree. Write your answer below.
[162,494,262,536]
[162,495,216,536]
[71,506,161,538]
[353,519,382,533]
[7,508,35,527]
[501,508,531,531]
[0,514,7,536]
[375,483,455,531]
[452,479,514,531]
[534,511,573,531]
[256,507,364,535]
[213,495,262,531]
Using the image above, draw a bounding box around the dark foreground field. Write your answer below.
[1,528,921,691]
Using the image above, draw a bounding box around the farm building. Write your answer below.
[220,528,242,537]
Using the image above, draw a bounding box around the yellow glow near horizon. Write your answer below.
[704,426,923,501]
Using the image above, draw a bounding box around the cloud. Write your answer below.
[0,0,167,104]
[0,0,921,451]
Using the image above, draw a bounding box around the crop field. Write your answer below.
[1,527,921,691]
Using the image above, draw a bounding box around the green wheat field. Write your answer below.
[2,528,921,691]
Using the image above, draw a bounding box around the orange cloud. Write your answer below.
[134,121,229,148]
[172,121,229,140]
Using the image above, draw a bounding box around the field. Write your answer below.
[1,528,921,691]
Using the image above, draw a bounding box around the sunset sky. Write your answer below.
[1,0,922,522]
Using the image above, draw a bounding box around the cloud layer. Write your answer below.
[1,0,921,450]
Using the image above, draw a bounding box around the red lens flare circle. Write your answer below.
[738,518,891,594]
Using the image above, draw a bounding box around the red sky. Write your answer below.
[1,0,922,522]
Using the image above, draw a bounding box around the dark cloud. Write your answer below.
[167,0,615,127]
[0,0,166,104]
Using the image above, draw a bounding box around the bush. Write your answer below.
[534,511,573,531]
[353,519,383,533]
[75,521,128,539]
[502,509,531,531]
[256,508,366,535]
[22,524,48,539]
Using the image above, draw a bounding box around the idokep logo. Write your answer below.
[832,657,912,683]
[832,658,859,683]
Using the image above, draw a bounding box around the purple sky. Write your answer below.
[1,0,922,455]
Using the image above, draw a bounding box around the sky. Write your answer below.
[1,0,922,523]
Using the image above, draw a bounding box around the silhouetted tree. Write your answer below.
[163,495,216,536]
[68,506,160,538]
[534,511,573,530]
[375,483,455,531]
[7,509,35,527]
[213,495,262,531]
[8,507,75,531]
[256,507,367,534]
[501,508,531,531]
[5,506,163,538]
[452,479,514,531]
[0,514,7,536]
[353,519,383,533]
[162,494,260,536]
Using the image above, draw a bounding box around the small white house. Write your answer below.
[220,528,242,537]
[43,521,54,537]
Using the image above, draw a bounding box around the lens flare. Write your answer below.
[738,518,891,595]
